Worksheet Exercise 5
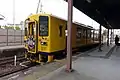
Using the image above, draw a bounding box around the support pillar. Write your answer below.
[93,30,95,43]
[95,30,97,41]
[107,29,109,46]
[66,0,73,72]
[99,25,102,44]
[97,31,98,41]
[113,29,114,41]
[98,25,102,51]
[86,30,88,44]
[110,29,112,44]
[89,30,91,43]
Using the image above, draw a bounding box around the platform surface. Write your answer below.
[38,44,120,80]
[88,43,115,57]
[1,43,119,80]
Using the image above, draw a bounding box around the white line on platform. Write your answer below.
[7,74,19,80]
[24,70,32,74]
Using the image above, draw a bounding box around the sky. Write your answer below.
[0,0,105,29]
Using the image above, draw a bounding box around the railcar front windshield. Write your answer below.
[39,16,49,36]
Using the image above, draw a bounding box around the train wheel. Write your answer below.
[39,54,48,63]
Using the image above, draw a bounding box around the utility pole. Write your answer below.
[13,0,15,29]
[40,2,43,13]
[36,0,41,14]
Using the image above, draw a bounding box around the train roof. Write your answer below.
[73,21,94,30]
[29,13,94,30]
[50,14,94,29]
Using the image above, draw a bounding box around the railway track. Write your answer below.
[0,55,25,65]
[0,44,99,78]
[0,55,30,77]
[0,63,36,78]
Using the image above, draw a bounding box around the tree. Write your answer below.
[8,26,14,29]
[2,25,20,30]
[15,26,20,30]
[3,26,14,29]
[3,25,8,29]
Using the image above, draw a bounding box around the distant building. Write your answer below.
[7,23,21,26]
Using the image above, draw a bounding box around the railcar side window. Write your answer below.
[83,29,86,38]
[28,25,30,35]
[87,29,91,38]
[25,22,28,36]
[90,30,91,38]
[31,24,34,35]
[39,16,49,36]
[86,30,88,38]
[87,29,90,38]
[59,25,63,37]
[76,27,82,39]
[25,27,27,36]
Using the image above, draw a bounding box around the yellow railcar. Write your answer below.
[24,14,98,63]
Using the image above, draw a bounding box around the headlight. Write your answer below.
[41,41,47,45]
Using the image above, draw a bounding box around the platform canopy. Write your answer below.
[66,0,120,29]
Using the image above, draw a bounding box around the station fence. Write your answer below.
[0,29,24,47]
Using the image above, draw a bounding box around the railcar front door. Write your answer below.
[26,21,38,53]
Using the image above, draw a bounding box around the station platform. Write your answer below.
[1,43,119,80]
[86,43,115,58]
[38,43,119,80]
[0,45,24,51]
[0,45,24,58]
